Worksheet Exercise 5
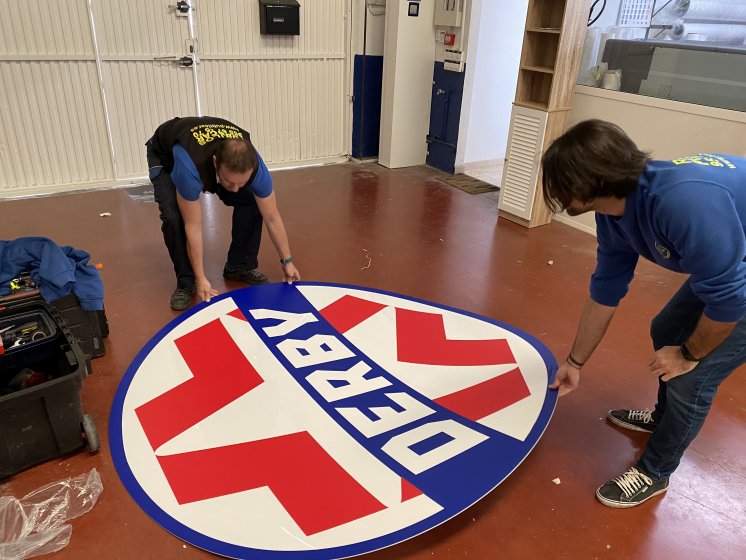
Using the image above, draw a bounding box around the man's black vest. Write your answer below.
[151,116,255,193]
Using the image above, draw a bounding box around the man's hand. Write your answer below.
[548,298,616,397]
[196,277,219,303]
[282,262,301,284]
[549,362,581,396]
[649,345,698,382]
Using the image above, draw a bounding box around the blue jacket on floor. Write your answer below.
[0,237,104,311]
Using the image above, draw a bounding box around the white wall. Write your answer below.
[554,85,746,235]
[352,0,386,56]
[456,0,528,170]
[378,0,436,168]
[0,0,351,197]
[591,0,621,28]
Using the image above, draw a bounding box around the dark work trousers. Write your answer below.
[146,140,264,289]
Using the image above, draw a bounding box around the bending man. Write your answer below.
[146,116,300,309]
[542,119,746,508]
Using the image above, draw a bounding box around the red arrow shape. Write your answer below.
[396,308,516,366]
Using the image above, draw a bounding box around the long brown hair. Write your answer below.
[541,120,651,213]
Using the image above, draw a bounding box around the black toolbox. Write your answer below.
[50,293,109,359]
[0,296,98,479]
[1,288,108,360]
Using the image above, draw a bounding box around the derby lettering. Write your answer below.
[306,361,392,402]
[277,334,355,368]
[337,392,435,438]
[250,306,491,474]
[249,308,318,336]
[382,420,489,475]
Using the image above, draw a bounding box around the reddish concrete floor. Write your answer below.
[1,162,744,559]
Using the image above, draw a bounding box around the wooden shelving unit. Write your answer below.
[499,0,591,228]
[521,65,555,74]
[526,27,561,34]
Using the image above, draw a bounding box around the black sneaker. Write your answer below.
[170,285,195,310]
[607,409,658,433]
[596,467,669,508]
[223,265,269,285]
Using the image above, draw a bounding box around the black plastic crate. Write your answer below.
[0,298,98,479]
[50,293,109,359]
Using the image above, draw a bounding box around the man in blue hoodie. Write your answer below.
[541,119,746,508]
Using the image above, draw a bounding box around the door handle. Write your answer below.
[153,55,194,67]
[168,1,190,14]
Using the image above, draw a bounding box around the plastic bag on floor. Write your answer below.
[0,468,103,560]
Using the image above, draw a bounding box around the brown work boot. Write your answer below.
[170,285,195,310]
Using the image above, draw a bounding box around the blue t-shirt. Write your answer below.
[592,154,746,323]
[170,143,273,201]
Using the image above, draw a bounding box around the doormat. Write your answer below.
[438,174,499,195]
[125,184,154,203]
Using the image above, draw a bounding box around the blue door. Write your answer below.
[426,62,466,174]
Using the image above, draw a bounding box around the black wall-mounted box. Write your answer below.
[259,0,300,35]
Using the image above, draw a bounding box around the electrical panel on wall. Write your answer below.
[444,49,464,72]
[434,0,463,27]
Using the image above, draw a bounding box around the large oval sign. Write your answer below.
[111,282,557,559]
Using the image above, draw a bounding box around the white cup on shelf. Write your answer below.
[602,69,622,91]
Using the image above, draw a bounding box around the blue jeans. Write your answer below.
[636,280,746,479]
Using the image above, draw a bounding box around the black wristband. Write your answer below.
[680,342,700,362]
[280,257,294,265]
[567,354,585,369]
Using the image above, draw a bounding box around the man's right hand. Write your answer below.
[549,362,581,396]
[196,277,219,303]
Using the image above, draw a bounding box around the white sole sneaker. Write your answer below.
[607,409,657,433]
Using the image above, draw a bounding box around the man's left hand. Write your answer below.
[648,345,698,382]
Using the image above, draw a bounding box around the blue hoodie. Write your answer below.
[591,154,746,323]
[0,237,104,310]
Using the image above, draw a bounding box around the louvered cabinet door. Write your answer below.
[499,105,548,224]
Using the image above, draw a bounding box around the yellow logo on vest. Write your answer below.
[190,124,244,146]
[655,241,671,259]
